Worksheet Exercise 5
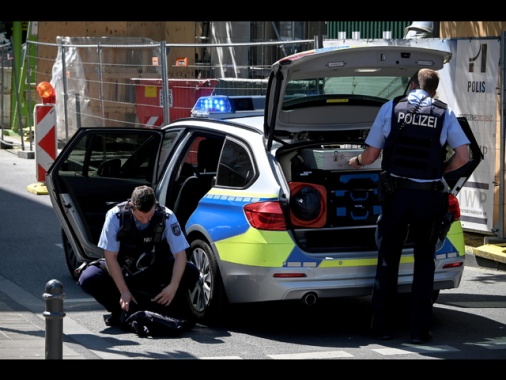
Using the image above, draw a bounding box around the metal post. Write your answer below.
[500,31,506,239]
[42,279,66,360]
[60,44,69,143]
[75,93,81,130]
[161,41,170,125]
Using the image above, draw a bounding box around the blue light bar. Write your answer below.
[192,95,233,117]
[191,95,266,119]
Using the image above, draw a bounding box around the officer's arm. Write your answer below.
[349,145,382,168]
[104,249,134,307]
[154,250,187,305]
[169,250,187,289]
[444,144,470,173]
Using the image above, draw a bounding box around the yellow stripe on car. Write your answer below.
[215,228,294,267]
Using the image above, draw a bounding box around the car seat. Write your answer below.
[197,138,223,175]
[173,138,223,228]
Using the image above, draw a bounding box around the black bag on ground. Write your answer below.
[126,310,185,337]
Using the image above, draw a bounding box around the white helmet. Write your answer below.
[404,21,434,39]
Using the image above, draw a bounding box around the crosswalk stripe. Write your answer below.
[268,351,354,359]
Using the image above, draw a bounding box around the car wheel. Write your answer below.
[187,238,227,324]
[62,229,84,281]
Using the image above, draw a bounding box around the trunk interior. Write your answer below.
[279,144,413,253]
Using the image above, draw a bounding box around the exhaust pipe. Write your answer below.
[301,292,318,306]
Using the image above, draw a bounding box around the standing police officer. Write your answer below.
[78,185,199,329]
[349,68,470,343]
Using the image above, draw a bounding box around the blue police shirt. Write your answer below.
[366,89,470,153]
[365,89,470,182]
[98,204,189,255]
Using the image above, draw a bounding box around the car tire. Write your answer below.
[187,238,227,324]
[62,229,84,281]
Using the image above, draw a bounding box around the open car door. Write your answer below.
[45,128,164,278]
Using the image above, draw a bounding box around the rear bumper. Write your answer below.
[220,257,464,304]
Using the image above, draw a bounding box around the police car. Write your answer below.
[46,45,482,323]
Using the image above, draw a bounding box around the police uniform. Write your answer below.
[78,201,199,322]
[366,89,470,341]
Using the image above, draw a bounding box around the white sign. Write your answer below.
[447,39,499,233]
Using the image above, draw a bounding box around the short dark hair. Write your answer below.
[130,185,156,212]
[417,68,439,94]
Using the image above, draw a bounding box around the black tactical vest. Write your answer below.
[382,95,447,179]
[115,201,171,273]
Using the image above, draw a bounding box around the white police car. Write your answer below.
[46,45,482,322]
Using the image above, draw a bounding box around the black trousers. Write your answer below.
[371,187,447,336]
[78,254,199,320]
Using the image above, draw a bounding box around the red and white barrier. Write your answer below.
[34,104,57,182]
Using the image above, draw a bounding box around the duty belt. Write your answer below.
[392,177,444,191]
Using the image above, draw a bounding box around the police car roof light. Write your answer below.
[191,95,266,119]
[192,95,233,117]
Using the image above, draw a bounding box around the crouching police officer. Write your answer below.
[78,185,200,330]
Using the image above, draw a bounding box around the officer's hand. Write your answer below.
[120,291,136,312]
[349,156,363,168]
[152,284,177,307]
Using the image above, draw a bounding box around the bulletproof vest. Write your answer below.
[382,96,447,179]
[115,201,171,272]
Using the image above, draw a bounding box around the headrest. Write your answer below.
[197,138,223,173]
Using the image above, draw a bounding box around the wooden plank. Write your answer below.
[165,22,196,78]
[440,21,506,38]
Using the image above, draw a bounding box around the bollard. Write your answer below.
[42,279,66,360]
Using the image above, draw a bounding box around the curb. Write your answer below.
[465,244,506,271]
[0,135,34,159]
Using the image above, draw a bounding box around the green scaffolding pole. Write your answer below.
[10,21,36,140]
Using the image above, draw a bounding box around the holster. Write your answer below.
[378,171,394,201]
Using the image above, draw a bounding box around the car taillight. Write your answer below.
[244,201,287,231]
[448,193,460,220]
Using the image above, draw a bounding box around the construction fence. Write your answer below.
[1,36,316,145]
